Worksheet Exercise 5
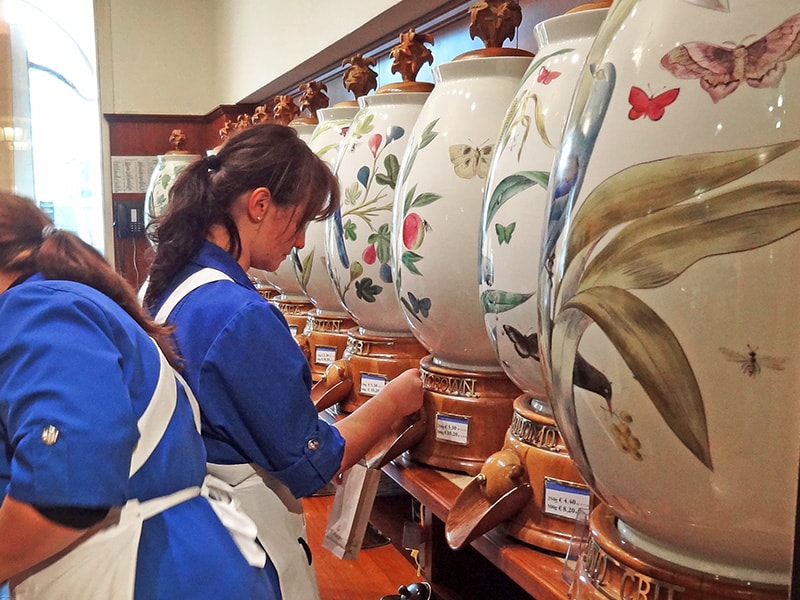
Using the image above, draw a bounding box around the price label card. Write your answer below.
[359,372,387,397]
[314,346,337,366]
[435,412,470,446]
[543,477,592,520]
[288,325,298,337]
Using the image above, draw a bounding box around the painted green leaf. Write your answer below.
[480,289,533,314]
[401,119,440,185]
[345,182,361,204]
[580,181,800,291]
[353,113,375,136]
[530,94,553,149]
[355,277,382,302]
[402,250,423,276]
[300,248,314,288]
[409,192,442,211]
[565,285,712,470]
[418,119,440,150]
[486,171,549,224]
[403,184,417,215]
[315,143,341,161]
[566,140,800,266]
[310,122,336,142]
[343,220,357,241]
[379,154,400,189]
[369,223,392,265]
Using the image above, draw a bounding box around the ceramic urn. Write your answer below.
[539,0,800,587]
[326,83,434,336]
[144,129,200,227]
[392,50,534,371]
[293,104,359,315]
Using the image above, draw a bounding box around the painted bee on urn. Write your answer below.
[719,344,787,378]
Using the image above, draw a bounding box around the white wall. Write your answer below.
[96,0,413,116]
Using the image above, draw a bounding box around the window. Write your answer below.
[4,0,103,252]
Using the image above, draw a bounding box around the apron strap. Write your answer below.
[129,339,179,477]
[153,268,233,324]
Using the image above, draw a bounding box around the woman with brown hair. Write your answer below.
[0,192,276,598]
[143,123,423,599]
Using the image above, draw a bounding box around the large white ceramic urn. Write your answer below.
[293,104,358,315]
[539,0,800,586]
[481,7,608,399]
[326,84,433,336]
[392,49,534,371]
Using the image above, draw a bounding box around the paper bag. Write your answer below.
[322,460,382,560]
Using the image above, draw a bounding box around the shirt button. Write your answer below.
[41,425,60,446]
[307,439,319,451]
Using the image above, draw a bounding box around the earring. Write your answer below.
[257,216,263,222]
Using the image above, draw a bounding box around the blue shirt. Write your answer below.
[0,275,277,599]
[148,242,345,499]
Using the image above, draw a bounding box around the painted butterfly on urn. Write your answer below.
[448,142,493,179]
[661,12,800,103]
[627,86,680,121]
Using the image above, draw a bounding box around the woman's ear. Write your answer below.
[248,187,272,223]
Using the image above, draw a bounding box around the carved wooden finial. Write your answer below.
[252,103,272,125]
[272,95,301,125]
[390,29,435,82]
[166,129,192,154]
[298,81,330,116]
[218,120,234,142]
[468,0,523,48]
[233,114,252,133]
[341,53,379,100]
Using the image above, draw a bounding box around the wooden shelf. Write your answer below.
[382,455,570,600]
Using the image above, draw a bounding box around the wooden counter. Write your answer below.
[382,454,570,600]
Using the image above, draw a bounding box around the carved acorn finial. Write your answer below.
[251,103,273,125]
[298,81,330,116]
[341,53,379,99]
[468,0,523,48]
[390,29,435,82]
[272,95,301,125]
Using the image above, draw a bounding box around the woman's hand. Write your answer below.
[333,368,424,474]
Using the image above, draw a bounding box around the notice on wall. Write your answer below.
[111,156,158,194]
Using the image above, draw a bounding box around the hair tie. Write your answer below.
[204,154,222,171]
[41,224,57,239]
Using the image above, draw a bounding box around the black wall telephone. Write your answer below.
[114,200,145,238]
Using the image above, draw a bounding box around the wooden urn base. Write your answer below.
[503,394,593,555]
[336,328,428,414]
[270,296,314,337]
[300,311,356,383]
[569,504,788,600]
[408,356,518,476]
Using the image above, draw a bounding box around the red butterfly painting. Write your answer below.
[627,86,680,120]
[537,66,561,84]
[661,12,800,103]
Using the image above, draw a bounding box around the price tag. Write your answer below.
[359,372,387,397]
[543,477,591,520]
[314,345,337,366]
[435,412,470,446]
[288,325,298,337]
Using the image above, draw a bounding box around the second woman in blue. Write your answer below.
[143,124,424,600]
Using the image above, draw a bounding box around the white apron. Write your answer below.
[154,268,321,600]
[11,339,265,600]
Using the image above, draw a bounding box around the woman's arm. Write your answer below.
[333,368,424,474]
[0,496,87,584]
